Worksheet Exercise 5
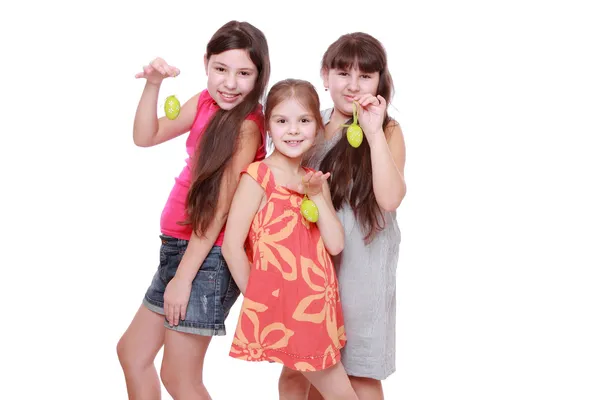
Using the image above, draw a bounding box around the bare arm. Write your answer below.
[289,172,344,256]
[311,180,344,255]
[132,57,199,147]
[222,174,264,295]
[173,120,262,282]
[163,120,263,325]
[370,121,407,211]
[355,94,407,212]
[132,84,200,147]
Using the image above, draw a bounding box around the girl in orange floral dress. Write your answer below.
[223,79,358,399]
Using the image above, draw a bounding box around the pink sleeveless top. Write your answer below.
[160,89,266,245]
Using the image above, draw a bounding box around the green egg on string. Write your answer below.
[299,176,319,223]
[301,195,319,223]
[164,95,180,120]
[346,124,363,148]
[342,102,363,148]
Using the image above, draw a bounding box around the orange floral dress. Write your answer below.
[229,161,346,371]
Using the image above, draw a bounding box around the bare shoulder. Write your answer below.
[240,119,262,141]
[384,118,406,172]
[239,171,263,191]
[228,118,263,172]
[384,118,403,139]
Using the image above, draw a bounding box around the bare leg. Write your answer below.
[279,367,311,399]
[350,376,384,400]
[307,384,324,400]
[160,329,212,400]
[117,305,166,400]
[301,363,358,400]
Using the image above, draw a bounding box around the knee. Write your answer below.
[160,363,177,394]
[117,336,152,371]
[279,368,310,395]
[349,376,383,398]
[116,336,134,369]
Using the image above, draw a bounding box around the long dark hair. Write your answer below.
[319,32,395,242]
[185,21,270,236]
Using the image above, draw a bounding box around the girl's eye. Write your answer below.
[361,74,371,79]
[276,119,286,124]
[240,71,251,76]
[301,118,312,123]
[216,67,225,72]
[338,72,349,76]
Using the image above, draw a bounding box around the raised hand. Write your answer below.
[354,94,387,140]
[135,57,180,85]
[285,171,331,197]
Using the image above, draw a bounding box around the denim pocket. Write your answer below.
[198,253,223,273]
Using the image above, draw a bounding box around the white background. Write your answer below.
[1,0,599,399]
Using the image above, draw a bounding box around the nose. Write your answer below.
[288,123,299,135]
[224,72,237,90]
[348,74,359,92]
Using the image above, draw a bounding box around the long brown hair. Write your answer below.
[319,32,395,242]
[185,21,270,236]
[265,79,324,133]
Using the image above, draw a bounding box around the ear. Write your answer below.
[204,54,209,75]
[321,67,330,89]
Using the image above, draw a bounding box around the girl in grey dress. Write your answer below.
[278,32,406,400]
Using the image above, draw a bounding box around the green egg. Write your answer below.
[342,102,363,148]
[300,198,319,223]
[164,95,180,120]
[346,124,363,148]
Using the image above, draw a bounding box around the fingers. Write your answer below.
[353,94,384,108]
[172,307,180,326]
[134,64,154,79]
[314,172,330,187]
[165,302,181,326]
[302,171,314,184]
[311,171,323,182]
[134,65,152,79]
[167,66,180,77]
[151,58,180,77]
[291,171,331,195]
[353,94,370,105]
[149,58,167,75]
[135,58,180,79]
[305,171,330,192]
[166,303,173,326]
[180,304,186,322]
[304,171,320,188]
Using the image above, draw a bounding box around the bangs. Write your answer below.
[292,89,323,130]
[265,79,322,130]
[324,40,384,73]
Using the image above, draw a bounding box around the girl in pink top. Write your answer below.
[117,20,270,399]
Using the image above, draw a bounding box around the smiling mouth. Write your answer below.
[219,91,240,99]
[284,140,304,145]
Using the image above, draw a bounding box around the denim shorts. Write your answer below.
[143,235,240,336]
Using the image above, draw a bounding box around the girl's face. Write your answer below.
[204,49,257,110]
[268,98,318,160]
[323,66,380,117]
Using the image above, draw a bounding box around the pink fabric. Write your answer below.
[160,89,266,245]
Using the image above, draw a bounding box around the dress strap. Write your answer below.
[242,161,276,195]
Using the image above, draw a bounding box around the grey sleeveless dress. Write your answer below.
[303,109,401,380]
